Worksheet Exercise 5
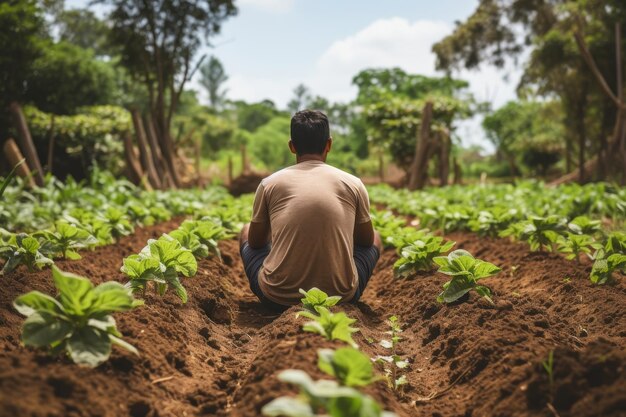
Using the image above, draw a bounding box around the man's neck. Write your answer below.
[296,154,326,164]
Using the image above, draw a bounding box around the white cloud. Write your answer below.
[238,0,294,13]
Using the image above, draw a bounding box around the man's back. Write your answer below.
[251,160,371,305]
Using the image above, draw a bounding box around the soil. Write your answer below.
[228,173,267,197]
[0,222,624,417]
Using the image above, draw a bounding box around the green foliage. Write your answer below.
[557,233,600,263]
[0,233,54,274]
[434,249,501,304]
[299,288,341,312]
[568,216,602,236]
[604,232,626,256]
[248,116,293,171]
[590,254,626,285]
[393,235,455,277]
[373,316,408,390]
[13,266,142,367]
[25,41,118,114]
[504,216,566,252]
[297,307,359,348]
[0,159,26,199]
[199,55,228,109]
[104,207,134,240]
[178,218,233,259]
[468,208,519,237]
[317,347,379,388]
[36,221,98,260]
[168,228,209,259]
[122,235,198,303]
[542,350,554,392]
[234,100,281,132]
[262,370,397,417]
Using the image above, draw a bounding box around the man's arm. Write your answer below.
[354,220,375,247]
[248,221,270,249]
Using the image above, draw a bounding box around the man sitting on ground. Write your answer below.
[239,109,382,309]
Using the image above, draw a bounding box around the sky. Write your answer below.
[69,0,525,152]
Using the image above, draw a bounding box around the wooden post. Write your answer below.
[9,102,44,186]
[439,129,450,187]
[3,139,35,187]
[408,101,433,190]
[46,115,55,174]
[131,110,162,189]
[227,156,233,185]
[453,157,462,185]
[194,137,202,187]
[378,152,385,182]
[617,23,626,184]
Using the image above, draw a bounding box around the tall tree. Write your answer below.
[199,55,228,108]
[100,0,237,186]
[287,84,312,113]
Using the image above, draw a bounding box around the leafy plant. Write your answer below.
[317,347,379,387]
[468,207,519,237]
[261,370,397,417]
[590,254,626,285]
[13,266,142,367]
[513,215,567,252]
[299,287,341,312]
[0,233,54,274]
[121,235,197,303]
[0,159,26,199]
[297,306,359,348]
[603,231,626,256]
[36,221,98,260]
[557,233,601,264]
[179,219,232,259]
[568,216,601,236]
[393,235,455,277]
[434,249,501,304]
[373,316,409,390]
[103,207,134,240]
[168,228,209,259]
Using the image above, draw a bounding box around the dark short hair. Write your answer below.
[290,110,330,155]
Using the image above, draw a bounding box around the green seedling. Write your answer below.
[0,159,25,198]
[13,266,142,367]
[542,350,554,393]
[373,316,409,390]
[103,207,134,240]
[36,221,98,260]
[434,249,501,304]
[299,287,341,312]
[557,233,601,264]
[568,216,601,236]
[318,347,380,387]
[393,235,455,277]
[168,228,210,259]
[261,370,397,417]
[121,235,197,303]
[0,233,54,274]
[590,253,626,285]
[297,306,359,348]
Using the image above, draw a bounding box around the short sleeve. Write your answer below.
[355,180,371,224]
[251,182,270,223]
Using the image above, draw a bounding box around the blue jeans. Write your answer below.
[239,242,380,307]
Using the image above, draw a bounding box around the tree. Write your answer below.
[0,0,45,137]
[248,116,292,170]
[433,0,626,182]
[483,100,564,177]
[100,0,237,186]
[199,55,228,109]
[233,100,281,133]
[287,84,312,113]
[25,41,118,114]
[55,8,110,56]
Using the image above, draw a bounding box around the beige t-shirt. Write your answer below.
[251,160,371,305]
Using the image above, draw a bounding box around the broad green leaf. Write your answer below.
[261,397,314,417]
[438,275,473,304]
[90,281,137,312]
[109,334,139,355]
[317,347,378,387]
[52,266,94,315]
[21,312,72,347]
[66,326,111,367]
[14,291,66,317]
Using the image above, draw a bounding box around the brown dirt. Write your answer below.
[0,223,624,417]
[228,173,267,197]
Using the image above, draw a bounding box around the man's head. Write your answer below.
[289,110,332,159]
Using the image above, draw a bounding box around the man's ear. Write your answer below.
[325,137,333,154]
[288,140,297,155]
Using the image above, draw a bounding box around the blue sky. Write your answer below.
[69,0,524,151]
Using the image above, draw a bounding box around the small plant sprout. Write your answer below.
[434,249,501,304]
[0,233,54,274]
[590,254,626,285]
[297,306,359,348]
[505,216,566,252]
[13,266,143,367]
[568,216,602,236]
[36,221,98,260]
[317,347,380,387]
[299,287,341,312]
[393,235,455,277]
[542,350,554,393]
[557,233,601,264]
[373,316,409,390]
[261,370,397,417]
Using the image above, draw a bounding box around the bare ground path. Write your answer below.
[0,220,624,417]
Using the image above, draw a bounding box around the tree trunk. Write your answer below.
[577,90,588,183]
[378,152,385,182]
[46,115,55,174]
[408,101,433,190]
[194,138,202,187]
[241,144,249,175]
[144,114,175,189]
[9,102,44,186]
[453,157,462,185]
[151,112,182,188]
[131,109,162,189]
[227,156,233,185]
[439,129,450,187]
[3,139,35,187]
[122,133,145,186]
